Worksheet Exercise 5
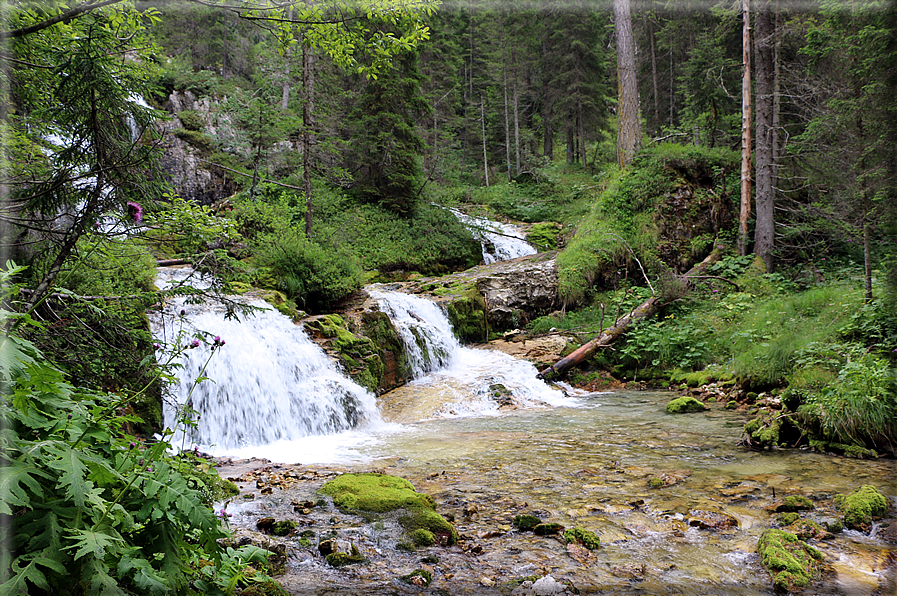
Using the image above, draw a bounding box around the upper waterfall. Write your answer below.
[448,208,537,264]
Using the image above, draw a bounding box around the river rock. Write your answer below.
[475,254,559,328]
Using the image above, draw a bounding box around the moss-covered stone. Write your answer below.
[647,477,664,489]
[777,512,800,526]
[270,520,298,536]
[725,400,738,410]
[757,529,822,592]
[525,222,562,251]
[512,514,542,531]
[743,413,782,449]
[320,473,457,546]
[776,496,814,512]
[401,569,433,587]
[321,473,435,512]
[533,522,565,536]
[443,284,488,343]
[563,527,600,550]
[409,528,436,547]
[669,369,735,387]
[785,518,828,541]
[837,485,888,531]
[665,396,707,414]
[825,519,843,534]
[324,544,366,568]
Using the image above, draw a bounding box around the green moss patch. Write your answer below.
[512,514,542,531]
[321,473,435,512]
[563,527,600,550]
[666,396,707,414]
[443,285,488,343]
[320,473,457,547]
[325,544,366,568]
[533,522,565,536]
[837,485,888,531]
[757,529,822,592]
[401,569,433,587]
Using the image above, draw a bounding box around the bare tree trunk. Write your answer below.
[281,5,293,111]
[542,40,554,159]
[481,99,489,186]
[513,74,521,175]
[578,100,587,169]
[649,17,660,136]
[739,0,753,256]
[614,0,641,167]
[502,38,511,182]
[302,30,315,238]
[754,0,775,271]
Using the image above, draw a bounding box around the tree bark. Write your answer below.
[739,0,753,256]
[754,0,775,272]
[281,5,294,111]
[649,17,660,137]
[513,75,521,175]
[302,29,315,238]
[539,244,725,379]
[614,0,641,167]
[481,99,489,186]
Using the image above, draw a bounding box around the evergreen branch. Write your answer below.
[0,0,125,40]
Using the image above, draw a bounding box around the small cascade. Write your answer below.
[448,208,537,263]
[151,268,379,451]
[368,287,576,418]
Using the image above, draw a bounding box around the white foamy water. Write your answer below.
[368,287,578,420]
[151,268,381,455]
[448,207,537,263]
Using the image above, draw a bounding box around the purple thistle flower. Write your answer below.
[190,339,200,348]
[126,201,143,223]
[129,442,136,449]
[153,343,161,350]
[180,309,186,316]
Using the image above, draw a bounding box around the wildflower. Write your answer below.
[138,459,144,465]
[213,335,225,348]
[67,413,73,419]
[190,339,200,348]
[180,309,186,316]
[129,442,136,449]
[153,343,161,350]
[126,201,143,223]
[147,466,153,473]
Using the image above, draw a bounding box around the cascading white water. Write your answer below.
[367,287,577,418]
[151,268,380,452]
[448,208,537,263]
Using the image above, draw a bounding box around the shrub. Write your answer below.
[253,228,363,312]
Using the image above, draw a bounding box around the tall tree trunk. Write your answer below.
[754,0,775,271]
[566,120,575,165]
[502,35,511,182]
[542,40,554,159]
[739,0,753,256]
[302,31,315,238]
[281,5,293,111]
[513,74,521,175]
[481,99,489,186]
[614,0,641,167]
[578,100,587,169]
[649,16,660,136]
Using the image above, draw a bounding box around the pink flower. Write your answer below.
[126,201,143,223]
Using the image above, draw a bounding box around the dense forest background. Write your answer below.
[1,1,896,594]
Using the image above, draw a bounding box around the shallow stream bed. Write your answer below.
[219,390,897,595]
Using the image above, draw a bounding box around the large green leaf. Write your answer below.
[0,554,66,596]
[0,460,48,514]
[64,529,125,561]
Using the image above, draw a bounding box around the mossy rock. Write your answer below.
[837,485,888,531]
[443,285,487,343]
[725,400,738,410]
[512,514,542,532]
[400,508,459,546]
[665,396,707,414]
[563,527,600,550]
[757,529,822,592]
[785,518,828,541]
[533,522,564,536]
[776,495,814,513]
[320,473,435,512]
[325,544,366,568]
[409,528,436,547]
[743,413,782,449]
[647,477,664,489]
[320,473,457,546]
[270,520,299,536]
[777,512,800,526]
[669,369,734,387]
[401,569,433,587]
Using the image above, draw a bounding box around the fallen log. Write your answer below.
[538,244,725,379]
[156,258,193,266]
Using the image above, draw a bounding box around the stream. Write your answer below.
[150,221,896,595]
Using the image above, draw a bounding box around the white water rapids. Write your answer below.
[448,207,537,263]
[150,269,572,463]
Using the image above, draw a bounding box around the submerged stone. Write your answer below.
[401,569,433,587]
[533,522,564,536]
[776,495,814,512]
[512,514,542,531]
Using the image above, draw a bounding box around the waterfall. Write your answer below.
[368,287,576,417]
[151,268,380,451]
[448,208,537,264]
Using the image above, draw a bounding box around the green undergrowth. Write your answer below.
[557,144,739,304]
